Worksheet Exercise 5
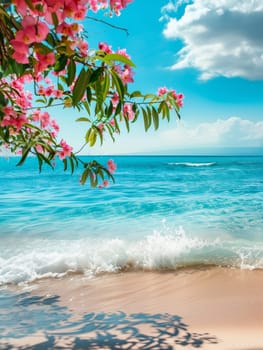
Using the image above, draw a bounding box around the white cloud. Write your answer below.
[162,0,263,80]
[160,117,263,148]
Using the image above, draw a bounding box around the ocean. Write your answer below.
[0,155,263,285]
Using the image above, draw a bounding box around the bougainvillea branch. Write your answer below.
[0,0,183,187]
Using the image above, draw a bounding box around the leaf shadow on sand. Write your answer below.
[0,291,219,349]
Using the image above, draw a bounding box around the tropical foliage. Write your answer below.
[0,0,183,187]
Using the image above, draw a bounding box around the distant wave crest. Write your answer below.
[168,162,217,167]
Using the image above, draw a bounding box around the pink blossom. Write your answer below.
[111,92,119,107]
[116,48,130,59]
[78,40,89,56]
[73,6,87,20]
[35,21,49,42]
[45,77,52,84]
[44,86,55,97]
[158,87,168,96]
[58,139,73,160]
[50,119,60,134]
[37,86,45,95]
[21,16,36,27]
[176,94,184,107]
[97,123,104,132]
[35,52,56,73]
[107,159,117,174]
[123,103,135,121]
[70,23,83,34]
[1,110,27,131]
[121,66,134,83]
[10,40,29,63]
[40,111,50,128]
[35,144,44,153]
[32,110,41,122]
[18,74,33,84]
[36,52,56,66]
[53,89,63,98]
[16,26,36,44]
[89,0,99,12]
[98,42,112,53]
[98,179,109,189]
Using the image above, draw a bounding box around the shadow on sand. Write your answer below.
[0,291,218,349]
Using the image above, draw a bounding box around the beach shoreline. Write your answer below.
[1,266,263,349]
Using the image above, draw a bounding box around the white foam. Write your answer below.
[1,227,263,285]
[168,162,216,167]
[0,227,207,284]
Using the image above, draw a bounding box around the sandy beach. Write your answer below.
[1,267,263,349]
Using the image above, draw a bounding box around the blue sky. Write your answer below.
[56,0,263,155]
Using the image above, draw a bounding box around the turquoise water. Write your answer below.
[0,155,263,284]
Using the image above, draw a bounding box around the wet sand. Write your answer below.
[1,267,263,349]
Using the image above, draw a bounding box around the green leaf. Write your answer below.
[123,114,130,132]
[72,68,90,105]
[46,33,56,47]
[88,128,97,147]
[57,82,64,91]
[146,106,152,125]
[82,100,91,115]
[76,117,91,122]
[106,101,113,118]
[67,59,76,86]
[16,142,34,167]
[63,158,67,171]
[130,91,142,98]
[88,67,103,84]
[103,53,136,67]
[111,69,124,101]
[0,92,7,107]
[89,171,98,188]
[69,156,76,175]
[105,124,115,142]
[113,116,120,134]
[86,86,92,104]
[85,128,91,143]
[152,106,159,130]
[142,107,150,132]
[95,79,103,112]
[80,168,89,185]
[143,93,157,100]
[102,71,110,101]
[114,101,122,116]
[35,152,43,172]
[51,12,59,27]
[162,101,170,120]
[94,125,103,145]
[47,97,54,107]
[54,54,68,72]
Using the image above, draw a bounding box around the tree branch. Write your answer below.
[86,15,129,36]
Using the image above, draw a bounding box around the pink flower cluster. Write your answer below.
[99,42,134,84]
[157,87,184,108]
[58,139,73,159]
[123,103,135,121]
[98,159,116,188]
[10,0,133,67]
[107,159,117,173]
[1,106,27,131]
[0,74,72,160]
